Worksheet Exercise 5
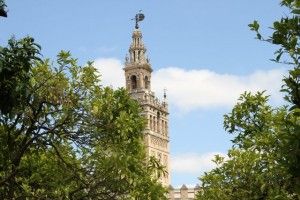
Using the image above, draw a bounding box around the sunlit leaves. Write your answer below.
[0,38,166,199]
[197,93,295,200]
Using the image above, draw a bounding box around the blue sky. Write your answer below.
[1,0,288,187]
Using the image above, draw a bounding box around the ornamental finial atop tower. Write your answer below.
[126,12,151,67]
[132,10,145,29]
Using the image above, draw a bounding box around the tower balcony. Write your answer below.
[129,89,168,112]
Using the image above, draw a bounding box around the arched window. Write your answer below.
[138,51,141,61]
[165,122,168,136]
[144,76,149,89]
[157,112,160,133]
[153,116,156,132]
[150,115,153,130]
[131,75,137,89]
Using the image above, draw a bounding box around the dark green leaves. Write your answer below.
[249,20,260,31]
[0,0,7,17]
[0,36,41,114]
[248,20,261,39]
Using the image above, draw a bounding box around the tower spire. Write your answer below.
[129,29,147,64]
[128,11,147,64]
[123,13,170,187]
[124,12,152,92]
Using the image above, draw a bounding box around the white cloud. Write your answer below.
[93,57,286,111]
[93,58,125,88]
[152,67,285,111]
[171,152,227,175]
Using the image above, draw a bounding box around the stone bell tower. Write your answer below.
[123,13,170,186]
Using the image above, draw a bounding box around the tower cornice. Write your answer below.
[124,63,152,73]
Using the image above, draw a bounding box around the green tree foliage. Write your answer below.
[197,92,296,199]
[0,37,40,114]
[0,37,166,199]
[250,0,300,194]
[197,1,300,199]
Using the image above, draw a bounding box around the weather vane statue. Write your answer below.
[133,10,145,29]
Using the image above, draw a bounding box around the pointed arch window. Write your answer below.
[131,75,137,89]
[157,112,161,133]
[138,50,141,61]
